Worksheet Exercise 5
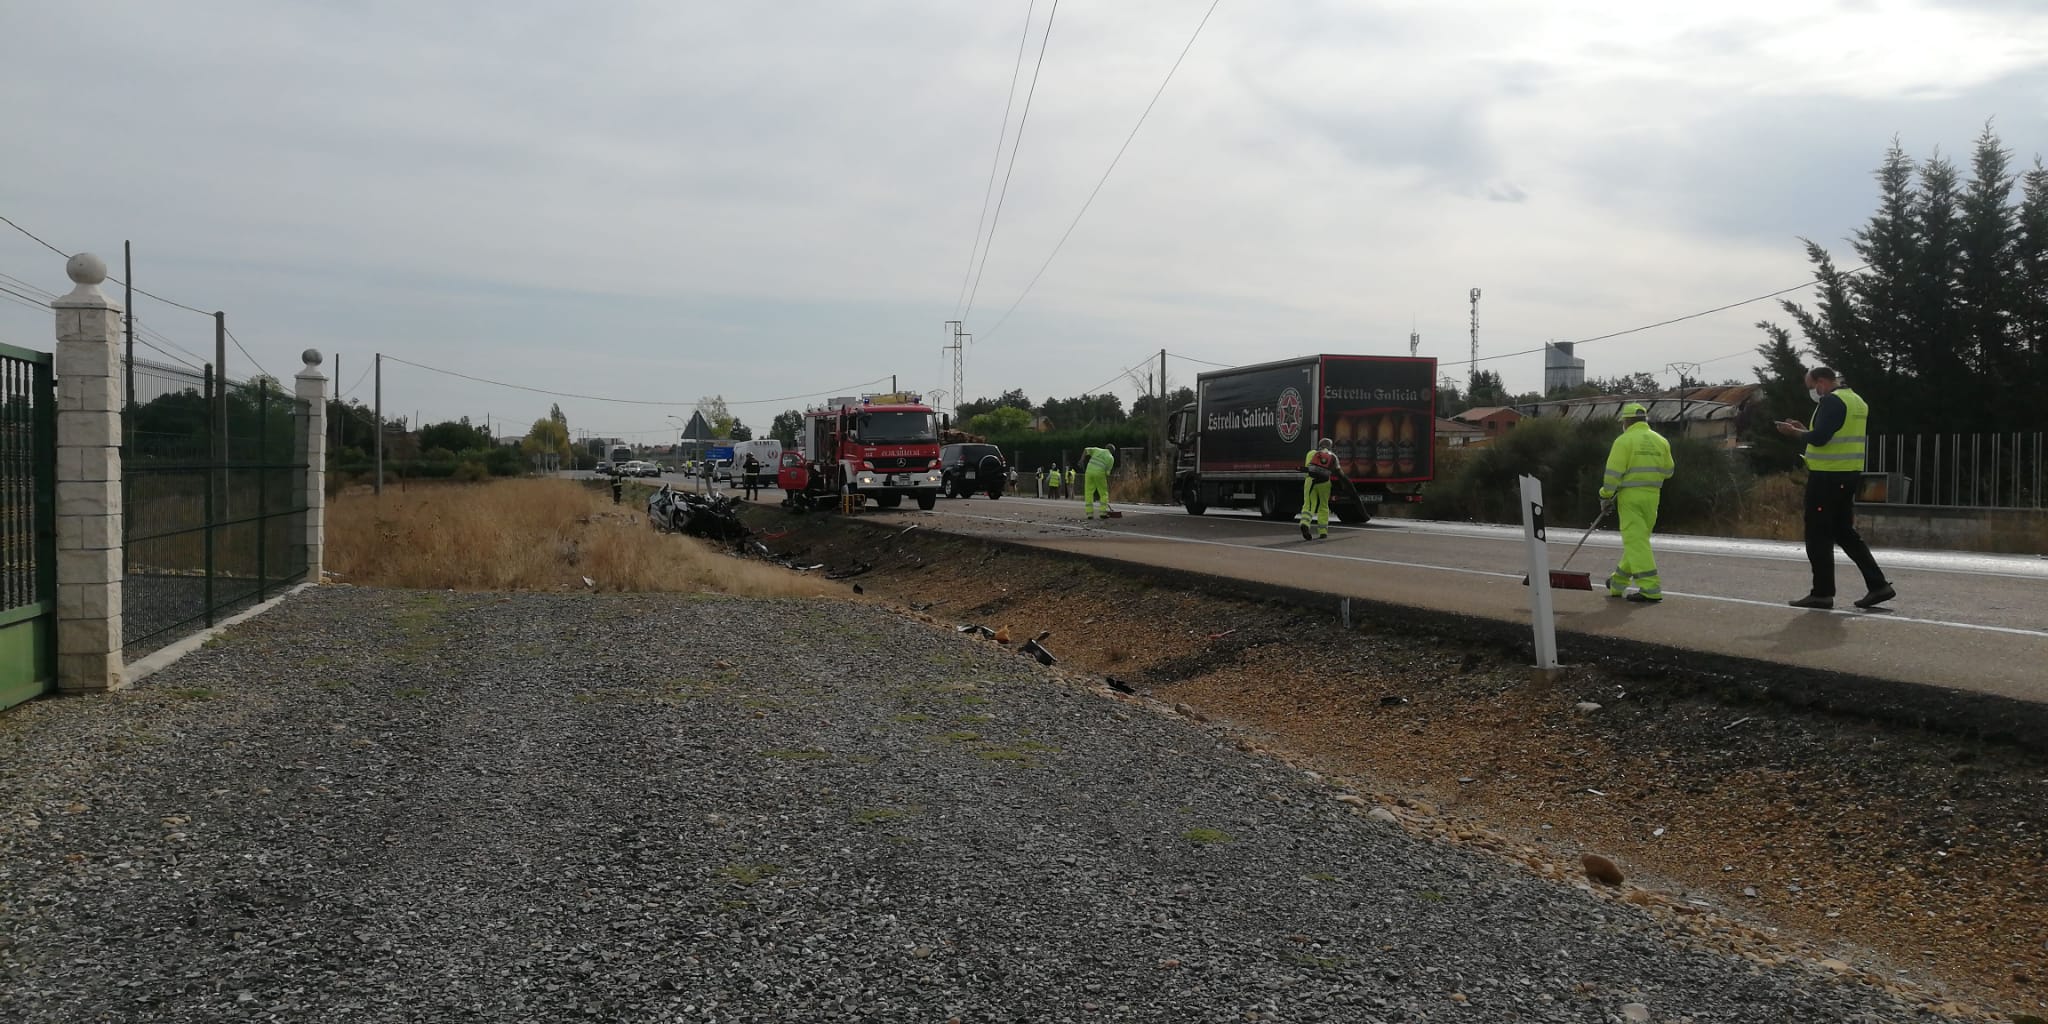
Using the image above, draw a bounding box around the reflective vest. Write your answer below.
[1600,421,1675,498]
[1048,469,1062,486]
[1085,447,1114,474]
[1804,388,1868,473]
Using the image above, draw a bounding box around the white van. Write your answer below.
[730,440,784,487]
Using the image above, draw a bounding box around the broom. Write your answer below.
[1522,502,1610,591]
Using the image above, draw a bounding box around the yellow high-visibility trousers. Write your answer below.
[1606,490,1662,600]
[1084,470,1110,517]
[1299,480,1331,536]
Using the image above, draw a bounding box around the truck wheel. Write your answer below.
[917,492,938,512]
[1257,484,1287,521]
[876,494,903,509]
[1181,481,1206,516]
[986,486,1001,500]
[1335,504,1370,525]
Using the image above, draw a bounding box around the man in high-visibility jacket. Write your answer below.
[1599,403,1675,602]
[1081,445,1115,518]
[1775,366,1893,609]
[1046,466,1063,499]
[1298,438,1339,540]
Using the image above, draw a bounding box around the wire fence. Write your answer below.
[1866,432,2045,508]
[123,357,310,656]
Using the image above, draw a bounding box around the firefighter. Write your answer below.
[1599,402,1675,603]
[1774,366,1894,609]
[609,469,624,506]
[1081,445,1115,519]
[1298,438,1338,540]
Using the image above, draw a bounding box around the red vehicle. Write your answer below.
[1168,354,1437,524]
[778,394,943,512]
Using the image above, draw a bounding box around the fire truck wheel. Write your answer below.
[917,492,938,512]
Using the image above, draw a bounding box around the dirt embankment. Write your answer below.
[748,507,2048,1021]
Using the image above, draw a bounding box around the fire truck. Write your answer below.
[778,394,943,511]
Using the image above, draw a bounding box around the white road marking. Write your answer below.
[930,506,2048,641]
[982,496,2048,582]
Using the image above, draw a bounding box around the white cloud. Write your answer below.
[1,0,2044,431]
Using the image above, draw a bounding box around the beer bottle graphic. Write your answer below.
[1396,414,1417,476]
[1374,413,1397,477]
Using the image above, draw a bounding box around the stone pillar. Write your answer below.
[294,351,327,583]
[51,253,125,692]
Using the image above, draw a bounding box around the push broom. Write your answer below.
[1523,502,1609,591]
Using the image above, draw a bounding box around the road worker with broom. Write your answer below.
[1081,444,1116,519]
[1600,402,1675,602]
[1298,438,1339,540]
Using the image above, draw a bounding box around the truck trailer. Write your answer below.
[1169,354,1437,524]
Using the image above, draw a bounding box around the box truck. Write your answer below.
[1168,354,1437,523]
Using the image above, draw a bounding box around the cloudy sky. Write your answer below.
[4,0,2046,440]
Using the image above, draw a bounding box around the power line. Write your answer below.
[0,215,68,259]
[1166,350,1231,369]
[976,0,1226,344]
[955,0,1040,320]
[0,283,51,309]
[344,364,373,398]
[224,326,274,382]
[0,271,57,301]
[0,289,51,317]
[1445,267,1869,373]
[382,354,891,410]
[961,0,1060,324]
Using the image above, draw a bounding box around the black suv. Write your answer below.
[939,443,1008,499]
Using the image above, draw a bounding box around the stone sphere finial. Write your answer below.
[301,348,323,368]
[67,253,108,286]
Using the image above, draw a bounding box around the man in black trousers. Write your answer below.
[1774,366,1895,610]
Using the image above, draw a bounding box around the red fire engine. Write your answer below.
[777,394,943,512]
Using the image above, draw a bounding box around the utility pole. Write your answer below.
[891,374,897,395]
[1157,348,1167,467]
[214,312,229,517]
[374,352,383,495]
[122,240,133,426]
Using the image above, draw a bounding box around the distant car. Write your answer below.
[595,461,613,475]
[638,462,662,478]
[713,458,735,483]
[940,443,1007,499]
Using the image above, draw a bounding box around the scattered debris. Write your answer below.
[1581,853,1625,886]
[825,562,873,581]
[1106,677,1135,695]
[1019,638,1057,666]
[957,624,997,638]
[1575,701,1602,712]
[581,576,596,589]
[1584,788,1608,797]
[851,583,865,595]
[1207,628,1238,640]
[1724,716,1753,730]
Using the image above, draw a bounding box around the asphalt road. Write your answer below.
[789,492,2048,704]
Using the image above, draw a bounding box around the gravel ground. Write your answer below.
[0,587,1949,1023]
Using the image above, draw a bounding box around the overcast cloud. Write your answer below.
[3,0,2046,439]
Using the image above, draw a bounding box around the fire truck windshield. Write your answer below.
[855,411,936,443]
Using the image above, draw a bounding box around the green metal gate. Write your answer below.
[0,342,56,710]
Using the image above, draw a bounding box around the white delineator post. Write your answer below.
[1519,474,1560,672]
[51,253,126,692]
[295,350,328,583]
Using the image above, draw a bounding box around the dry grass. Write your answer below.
[326,479,825,597]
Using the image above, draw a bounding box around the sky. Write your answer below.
[4,0,2047,442]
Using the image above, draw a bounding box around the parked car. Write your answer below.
[712,458,736,483]
[595,460,614,475]
[638,462,663,478]
[940,443,1008,499]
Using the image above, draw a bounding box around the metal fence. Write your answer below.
[0,342,55,709]
[1866,432,2045,508]
[123,358,310,656]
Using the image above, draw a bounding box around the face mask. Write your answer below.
[1808,387,1823,403]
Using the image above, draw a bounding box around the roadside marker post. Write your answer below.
[1519,475,1561,672]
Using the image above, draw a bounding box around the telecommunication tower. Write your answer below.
[1409,329,1420,358]
[1468,288,1482,382]
[942,321,965,416]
